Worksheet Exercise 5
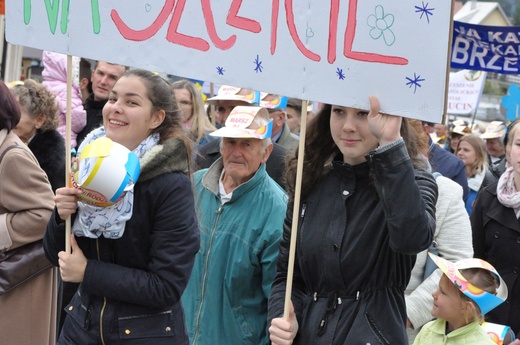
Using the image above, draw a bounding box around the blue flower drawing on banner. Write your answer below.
[367,6,395,46]
[216,66,225,75]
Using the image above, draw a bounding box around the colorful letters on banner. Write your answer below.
[7,1,454,122]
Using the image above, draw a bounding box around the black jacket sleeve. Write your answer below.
[369,140,437,254]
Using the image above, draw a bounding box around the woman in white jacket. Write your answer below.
[405,175,473,343]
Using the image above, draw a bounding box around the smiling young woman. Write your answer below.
[44,69,200,345]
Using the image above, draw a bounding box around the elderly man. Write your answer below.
[183,106,287,345]
[197,85,289,188]
[481,121,506,165]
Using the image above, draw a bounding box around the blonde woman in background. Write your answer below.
[456,134,496,214]
[171,80,216,153]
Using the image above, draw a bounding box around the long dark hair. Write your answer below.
[285,103,428,199]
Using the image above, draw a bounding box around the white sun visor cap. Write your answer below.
[480,121,506,139]
[209,106,273,140]
[206,85,260,105]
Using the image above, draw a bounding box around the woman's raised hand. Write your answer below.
[367,96,402,147]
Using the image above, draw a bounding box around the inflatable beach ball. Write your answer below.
[72,137,140,207]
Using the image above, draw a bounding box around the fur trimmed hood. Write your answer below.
[139,138,190,182]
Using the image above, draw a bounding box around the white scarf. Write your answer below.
[467,168,486,192]
[72,127,160,238]
[497,166,520,218]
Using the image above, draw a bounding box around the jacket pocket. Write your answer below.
[365,312,390,345]
[233,305,254,340]
[64,291,91,331]
[118,310,175,339]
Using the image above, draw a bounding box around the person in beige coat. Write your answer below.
[0,80,56,345]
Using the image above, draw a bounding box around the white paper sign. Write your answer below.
[447,69,487,115]
[6,0,453,121]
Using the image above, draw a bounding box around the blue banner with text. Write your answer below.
[451,21,520,74]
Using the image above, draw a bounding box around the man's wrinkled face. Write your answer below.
[220,137,271,185]
[486,138,505,158]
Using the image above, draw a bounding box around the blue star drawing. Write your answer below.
[216,66,225,75]
[415,1,434,23]
[406,73,425,93]
[254,55,263,73]
[336,68,346,80]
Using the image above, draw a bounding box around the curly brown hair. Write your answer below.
[10,79,60,131]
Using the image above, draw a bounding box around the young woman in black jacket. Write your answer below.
[268,97,438,345]
[44,69,200,344]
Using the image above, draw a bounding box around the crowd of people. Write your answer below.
[0,50,519,345]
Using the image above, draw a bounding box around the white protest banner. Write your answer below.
[6,0,453,121]
[447,69,487,115]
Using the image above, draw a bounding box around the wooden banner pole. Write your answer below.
[283,100,308,319]
[65,55,72,254]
